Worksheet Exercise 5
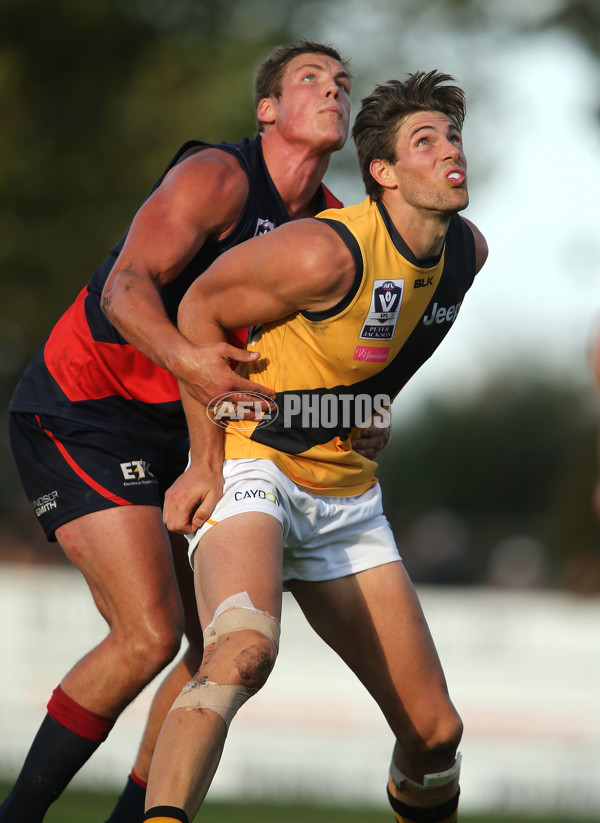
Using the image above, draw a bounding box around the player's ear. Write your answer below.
[369,158,396,191]
[257,97,276,128]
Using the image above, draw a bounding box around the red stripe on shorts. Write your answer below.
[35,414,131,506]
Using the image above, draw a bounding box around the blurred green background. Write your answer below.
[20,786,596,823]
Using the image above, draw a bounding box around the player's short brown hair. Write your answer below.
[254,40,351,132]
[352,71,466,200]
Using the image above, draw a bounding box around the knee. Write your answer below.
[406,706,463,774]
[232,631,278,690]
[169,627,279,729]
[201,597,281,692]
[206,629,278,692]
[117,613,184,675]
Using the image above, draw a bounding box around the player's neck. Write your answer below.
[382,196,451,260]
[261,132,332,219]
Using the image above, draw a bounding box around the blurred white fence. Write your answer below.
[1,564,600,817]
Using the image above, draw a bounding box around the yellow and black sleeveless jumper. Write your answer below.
[224,196,477,496]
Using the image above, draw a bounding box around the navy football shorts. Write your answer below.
[9,411,190,541]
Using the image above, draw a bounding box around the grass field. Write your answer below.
[2,783,592,823]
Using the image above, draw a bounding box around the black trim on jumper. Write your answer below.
[301,218,364,322]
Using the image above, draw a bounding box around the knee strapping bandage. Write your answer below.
[388,752,462,809]
[170,592,280,727]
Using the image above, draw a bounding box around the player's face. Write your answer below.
[389,111,469,214]
[267,54,351,152]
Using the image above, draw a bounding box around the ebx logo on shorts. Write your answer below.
[32,491,59,518]
[120,460,155,486]
[359,279,404,340]
[234,488,281,506]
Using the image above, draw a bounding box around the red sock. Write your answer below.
[130,769,148,789]
[47,685,114,742]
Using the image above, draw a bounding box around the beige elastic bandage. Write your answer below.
[388,752,462,808]
[170,592,281,727]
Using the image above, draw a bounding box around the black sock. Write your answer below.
[144,806,189,823]
[103,773,147,823]
[0,714,103,823]
[387,786,460,823]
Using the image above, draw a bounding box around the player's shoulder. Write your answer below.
[460,215,488,273]
[164,145,249,207]
[282,218,356,288]
[277,216,350,252]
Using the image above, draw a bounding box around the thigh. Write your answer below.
[171,531,204,647]
[193,513,284,629]
[289,561,451,732]
[56,504,183,632]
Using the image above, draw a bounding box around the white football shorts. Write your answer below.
[186,458,400,584]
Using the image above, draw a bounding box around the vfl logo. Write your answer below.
[255,217,275,236]
[359,279,404,340]
[120,460,155,482]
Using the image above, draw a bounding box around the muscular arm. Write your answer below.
[101,149,272,403]
[164,220,356,533]
[462,216,488,274]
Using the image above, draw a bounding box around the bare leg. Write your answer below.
[145,513,283,820]
[289,561,462,781]
[0,506,186,823]
[129,533,204,783]
[57,506,185,716]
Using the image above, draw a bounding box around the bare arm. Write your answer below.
[101,149,274,403]
[462,216,488,274]
[163,220,356,533]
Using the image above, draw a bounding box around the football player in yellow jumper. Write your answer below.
[146,71,488,823]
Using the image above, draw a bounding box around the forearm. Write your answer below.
[181,383,224,471]
[162,381,225,534]
[102,267,194,378]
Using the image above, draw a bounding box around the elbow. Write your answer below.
[100,285,114,322]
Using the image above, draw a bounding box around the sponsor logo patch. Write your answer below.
[33,490,59,517]
[234,488,280,505]
[422,301,462,326]
[353,345,389,363]
[120,460,156,486]
[359,279,403,340]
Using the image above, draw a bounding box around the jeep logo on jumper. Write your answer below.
[359,279,404,340]
[423,301,462,326]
